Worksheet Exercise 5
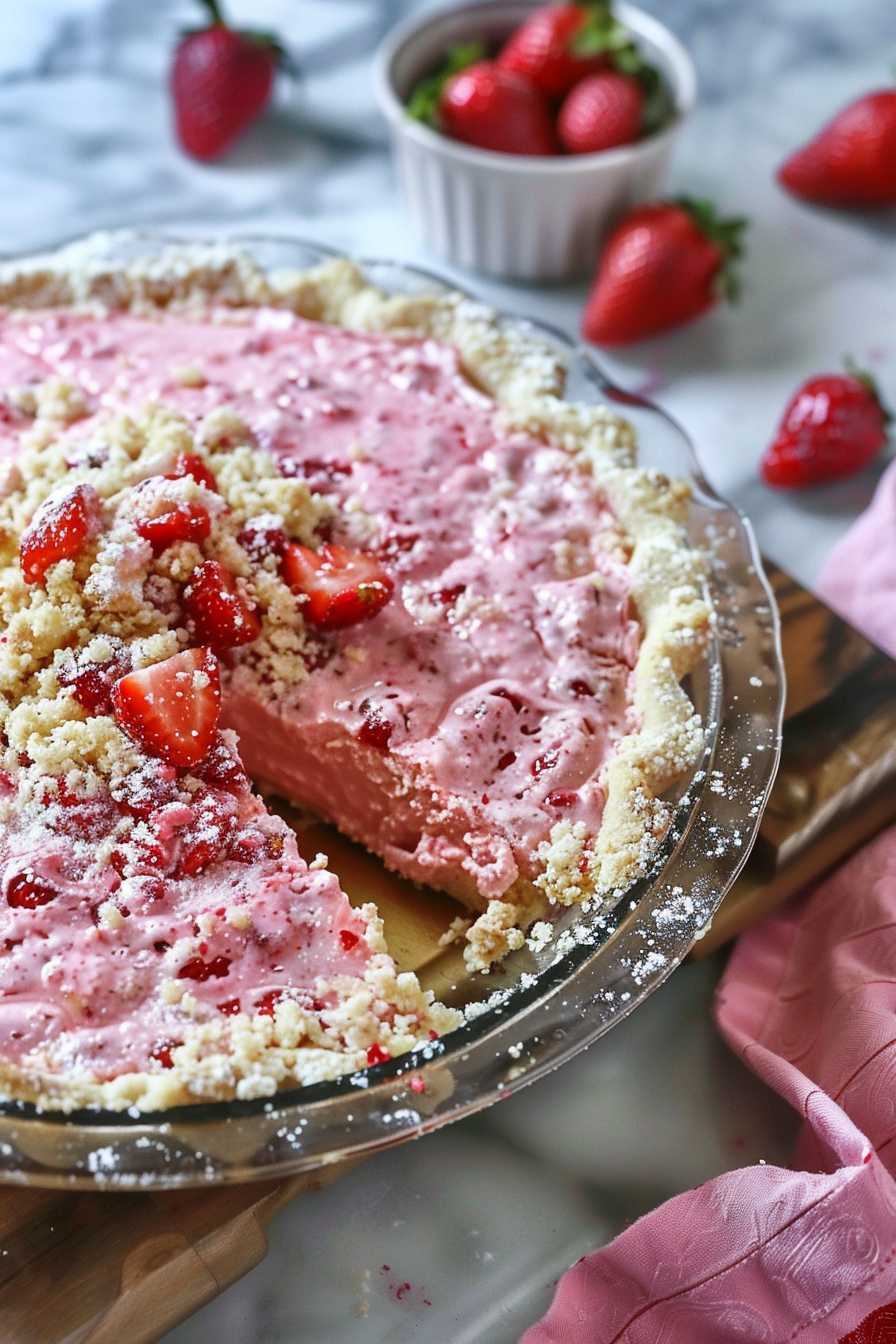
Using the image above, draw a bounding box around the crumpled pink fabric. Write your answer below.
[521,460,896,1344]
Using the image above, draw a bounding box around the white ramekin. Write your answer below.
[374,0,697,282]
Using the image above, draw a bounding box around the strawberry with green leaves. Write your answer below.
[581,198,747,346]
[408,44,557,156]
[407,4,672,156]
[171,0,292,161]
[497,0,673,137]
[760,366,891,489]
[496,3,615,99]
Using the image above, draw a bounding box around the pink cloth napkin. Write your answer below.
[521,460,896,1344]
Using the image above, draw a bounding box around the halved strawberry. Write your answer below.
[19,483,103,583]
[183,559,261,649]
[135,501,211,554]
[168,452,219,493]
[112,647,222,769]
[281,542,394,628]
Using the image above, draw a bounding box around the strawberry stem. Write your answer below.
[676,197,749,302]
[199,0,226,25]
[843,357,893,424]
[406,42,486,127]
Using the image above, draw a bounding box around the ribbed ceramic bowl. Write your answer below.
[375,0,696,281]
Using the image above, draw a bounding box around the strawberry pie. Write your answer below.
[0,242,709,1111]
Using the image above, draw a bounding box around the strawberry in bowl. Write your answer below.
[406,3,674,159]
[375,1,696,279]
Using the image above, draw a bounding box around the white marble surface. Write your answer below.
[2,2,896,1340]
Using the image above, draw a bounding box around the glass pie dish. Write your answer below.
[0,233,784,1188]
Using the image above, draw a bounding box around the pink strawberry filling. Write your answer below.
[0,303,641,1084]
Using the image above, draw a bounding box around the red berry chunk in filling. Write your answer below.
[183,560,261,650]
[545,790,578,808]
[19,482,103,583]
[6,871,58,909]
[366,1043,391,1067]
[281,541,393,628]
[135,501,211,554]
[168,452,218,493]
[151,1040,181,1069]
[177,955,232,982]
[58,639,133,716]
[357,702,393,751]
[255,989,284,1017]
[112,647,221,769]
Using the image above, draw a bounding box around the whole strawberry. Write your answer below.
[581,198,747,346]
[760,368,890,489]
[778,91,896,208]
[408,48,557,156]
[171,0,288,161]
[557,70,643,154]
[496,3,614,100]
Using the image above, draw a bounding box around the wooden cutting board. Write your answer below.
[2,560,896,1344]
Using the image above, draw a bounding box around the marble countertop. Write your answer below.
[2,1,895,1339]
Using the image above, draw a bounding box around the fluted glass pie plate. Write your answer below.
[0,233,783,1188]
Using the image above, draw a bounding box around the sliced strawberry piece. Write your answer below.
[112,647,222,769]
[135,501,211,554]
[282,542,394,629]
[168,452,219,493]
[19,482,103,583]
[183,559,261,650]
